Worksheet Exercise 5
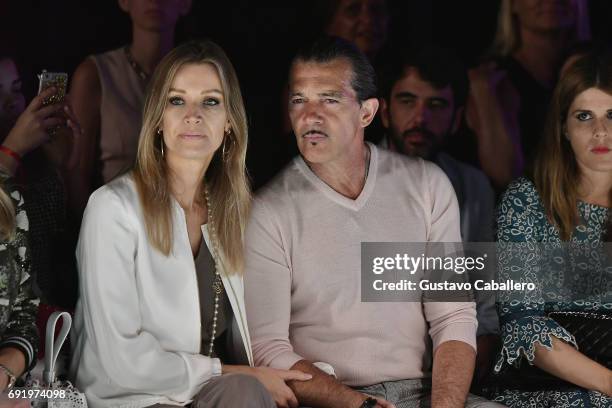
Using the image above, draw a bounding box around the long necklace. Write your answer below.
[123,46,150,83]
[203,185,224,357]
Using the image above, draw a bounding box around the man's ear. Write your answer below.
[451,106,464,134]
[117,0,130,13]
[379,98,390,129]
[180,0,192,16]
[360,97,379,128]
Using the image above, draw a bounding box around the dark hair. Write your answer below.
[561,41,612,72]
[562,41,596,64]
[377,45,469,107]
[534,49,612,241]
[0,51,17,70]
[292,36,377,102]
[0,42,16,61]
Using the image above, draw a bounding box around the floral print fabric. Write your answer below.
[492,178,612,407]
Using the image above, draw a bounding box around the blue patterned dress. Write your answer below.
[493,178,612,407]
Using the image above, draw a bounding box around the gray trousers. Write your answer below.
[151,373,275,408]
[353,379,507,408]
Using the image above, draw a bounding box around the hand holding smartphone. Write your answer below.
[0,70,80,173]
[36,71,81,169]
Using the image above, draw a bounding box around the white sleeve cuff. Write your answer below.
[211,358,222,377]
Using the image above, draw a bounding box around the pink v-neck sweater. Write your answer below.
[244,144,477,387]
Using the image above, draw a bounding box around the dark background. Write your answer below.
[2,0,612,188]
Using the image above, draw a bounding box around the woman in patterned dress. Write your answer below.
[492,50,612,407]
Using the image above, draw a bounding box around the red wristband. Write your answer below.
[0,145,22,164]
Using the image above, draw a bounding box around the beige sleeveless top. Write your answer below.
[91,47,146,184]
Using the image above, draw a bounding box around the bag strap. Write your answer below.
[43,311,72,385]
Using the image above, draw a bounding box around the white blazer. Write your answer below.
[69,175,253,408]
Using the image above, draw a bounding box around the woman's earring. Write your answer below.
[222,129,231,162]
[157,128,165,156]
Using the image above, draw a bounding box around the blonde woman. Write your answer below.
[70,40,311,408]
[467,0,591,187]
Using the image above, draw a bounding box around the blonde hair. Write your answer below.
[0,184,15,241]
[490,0,591,58]
[133,40,251,273]
[534,51,612,241]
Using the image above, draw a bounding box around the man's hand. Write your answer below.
[286,360,396,408]
[370,395,396,408]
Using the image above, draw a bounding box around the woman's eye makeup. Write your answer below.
[203,98,220,106]
[168,96,184,105]
[167,95,222,106]
[573,111,612,121]
[575,111,592,121]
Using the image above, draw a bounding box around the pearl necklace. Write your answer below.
[204,185,224,357]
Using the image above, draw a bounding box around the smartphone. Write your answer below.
[37,71,68,135]
[37,70,68,106]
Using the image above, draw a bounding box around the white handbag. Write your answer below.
[27,311,87,408]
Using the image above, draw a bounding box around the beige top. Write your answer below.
[91,47,146,184]
[244,144,478,387]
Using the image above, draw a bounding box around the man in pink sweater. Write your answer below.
[244,37,504,408]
